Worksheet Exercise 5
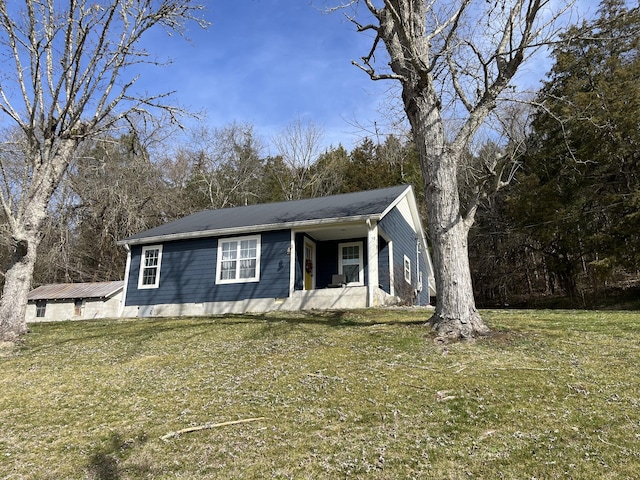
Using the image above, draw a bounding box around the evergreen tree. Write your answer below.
[507,0,640,299]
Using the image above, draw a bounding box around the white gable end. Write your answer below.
[396,196,416,233]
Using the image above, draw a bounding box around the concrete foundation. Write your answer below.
[120,286,401,318]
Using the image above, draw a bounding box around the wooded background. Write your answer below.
[1,0,637,310]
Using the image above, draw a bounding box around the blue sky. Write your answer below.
[136,1,390,152]
[134,0,599,153]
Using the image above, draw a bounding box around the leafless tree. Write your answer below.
[271,117,334,200]
[332,0,573,339]
[0,0,206,342]
[184,123,266,209]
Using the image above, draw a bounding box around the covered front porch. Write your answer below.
[289,219,401,308]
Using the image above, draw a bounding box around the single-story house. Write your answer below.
[118,185,435,317]
[26,281,124,323]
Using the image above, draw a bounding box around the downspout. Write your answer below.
[118,244,132,317]
[416,238,420,306]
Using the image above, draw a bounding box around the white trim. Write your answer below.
[289,231,296,297]
[303,237,316,290]
[138,245,163,289]
[119,216,382,247]
[119,245,132,316]
[338,241,364,285]
[366,219,379,307]
[403,255,411,284]
[388,241,395,296]
[380,184,411,218]
[215,234,261,284]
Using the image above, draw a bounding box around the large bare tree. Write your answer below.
[337,0,572,338]
[183,123,267,209]
[0,0,206,342]
[271,117,333,200]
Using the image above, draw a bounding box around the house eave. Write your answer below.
[118,214,384,247]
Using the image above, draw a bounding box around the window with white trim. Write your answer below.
[339,241,364,285]
[216,235,261,284]
[138,245,163,289]
[404,255,411,284]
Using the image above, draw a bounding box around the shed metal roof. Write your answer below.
[120,185,411,246]
[28,281,124,301]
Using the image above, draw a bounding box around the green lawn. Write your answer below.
[1,309,639,479]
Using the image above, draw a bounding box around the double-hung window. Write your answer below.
[338,241,364,285]
[138,245,163,289]
[216,235,261,284]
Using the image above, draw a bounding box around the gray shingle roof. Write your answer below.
[121,185,410,245]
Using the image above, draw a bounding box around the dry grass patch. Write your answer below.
[0,309,639,479]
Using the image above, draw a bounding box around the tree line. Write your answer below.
[1,0,636,342]
[1,124,425,290]
[469,0,640,308]
[2,0,638,311]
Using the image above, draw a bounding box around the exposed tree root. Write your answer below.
[429,312,490,341]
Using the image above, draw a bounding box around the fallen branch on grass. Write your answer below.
[161,417,267,441]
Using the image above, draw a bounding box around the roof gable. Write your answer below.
[121,185,411,245]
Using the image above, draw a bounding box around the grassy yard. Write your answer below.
[1,309,639,479]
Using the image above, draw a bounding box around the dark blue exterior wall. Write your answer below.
[294,234,369,289]
[378,237,390,293]
[125,229,291,306]
[379,207,430,305]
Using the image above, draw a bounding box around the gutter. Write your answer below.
[117,214,384,247]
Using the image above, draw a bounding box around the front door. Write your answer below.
[304,239,316,290]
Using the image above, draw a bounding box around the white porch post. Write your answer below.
[118,244,132,317]
[289,230,296,297]
[366,218,379,307]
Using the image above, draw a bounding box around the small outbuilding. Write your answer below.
[119,185,435,317]
[26,281,124,323]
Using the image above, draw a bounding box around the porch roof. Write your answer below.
[119,185,410,246]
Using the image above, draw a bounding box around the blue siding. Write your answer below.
[294,234,369,289]
[378,237,391,293]
[125,229,291,306]
[379,207,430,305]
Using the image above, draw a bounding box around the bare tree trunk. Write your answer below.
[407,88,489,338]
[0,197,50,341]
[0,0,206,342]
[342,0,563,338]
[0,145,73,341]
[0,232,40,341]
[427,214,487,337]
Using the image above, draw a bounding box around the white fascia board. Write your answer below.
[383,185,435,288]
[118,214,382,247]
[380,184,412,219]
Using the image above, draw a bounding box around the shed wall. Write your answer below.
[26,294,122,323]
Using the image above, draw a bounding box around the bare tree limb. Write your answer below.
[161,417,267,441]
